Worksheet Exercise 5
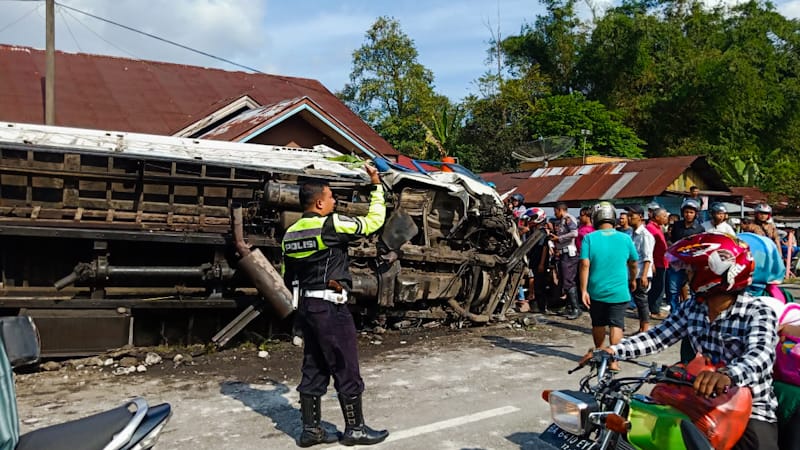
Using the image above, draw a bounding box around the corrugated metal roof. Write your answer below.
[482,156,729,205]
[729,187,768,205]
[0,44,397,157]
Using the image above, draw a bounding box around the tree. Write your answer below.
[338,17,439,156]
[420,103,465,160]
[501,0,588,94]
[527,94,645,159]
[457,65,551,171]
[458,69,644,172]
[550,0,800,198]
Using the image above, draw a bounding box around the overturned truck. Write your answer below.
[0,122,533,355]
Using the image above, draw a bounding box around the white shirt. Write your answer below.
[703,220,736,235]
[632,224,655,278]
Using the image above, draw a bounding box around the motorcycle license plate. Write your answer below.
[539,423,599,450]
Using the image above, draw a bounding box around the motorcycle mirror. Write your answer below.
[0,316,41,368]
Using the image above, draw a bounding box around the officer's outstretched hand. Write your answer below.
[365,164,380,185]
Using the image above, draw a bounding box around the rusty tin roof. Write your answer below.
[0,44,397,157]
[482,156,728,205]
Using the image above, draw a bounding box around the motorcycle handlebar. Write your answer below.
[568,350,615,374]
[567,353,726,399]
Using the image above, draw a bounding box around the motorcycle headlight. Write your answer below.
[549,390,599,436]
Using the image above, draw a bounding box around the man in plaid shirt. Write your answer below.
[600,232,779,450]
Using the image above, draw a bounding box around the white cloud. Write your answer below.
[0,0,269,70]
[777,0,800,18]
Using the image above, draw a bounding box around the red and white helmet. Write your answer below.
[523,207,547,224]
[666,232,754,296]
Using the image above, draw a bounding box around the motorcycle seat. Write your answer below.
[16,403,134,450]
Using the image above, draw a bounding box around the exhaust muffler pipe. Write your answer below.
[232,206,293,319]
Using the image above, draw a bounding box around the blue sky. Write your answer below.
[2,0,799,101]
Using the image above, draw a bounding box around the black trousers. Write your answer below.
[632,278,651,324]
[296,297,364,397]
[780,409,800,450]
[533,270,555,311]
[647,267,666,313]
[558,254,579,293]
[732,418,779,450]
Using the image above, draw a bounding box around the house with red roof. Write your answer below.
[0,44,398,160]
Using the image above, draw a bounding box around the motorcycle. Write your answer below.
[537,351,749,450]
[1,316,172,450]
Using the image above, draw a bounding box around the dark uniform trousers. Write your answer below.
[296,297,364,397]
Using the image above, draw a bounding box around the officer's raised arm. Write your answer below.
[330,164,386,238]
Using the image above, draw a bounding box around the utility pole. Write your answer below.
[580,129,592,164]
[45,0,55,125]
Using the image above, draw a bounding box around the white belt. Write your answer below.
[303,289,348,304]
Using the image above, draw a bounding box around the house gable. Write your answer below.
[199,97,378,158]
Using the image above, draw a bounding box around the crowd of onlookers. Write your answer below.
[507,187,795,321]
[506,187,800,449]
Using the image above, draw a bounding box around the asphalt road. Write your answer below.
[14,311,684,450]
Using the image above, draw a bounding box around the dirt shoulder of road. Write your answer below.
[16,312,596,390]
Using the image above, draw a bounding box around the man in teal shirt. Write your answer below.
[579,202,638,371]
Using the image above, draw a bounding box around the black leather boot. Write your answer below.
[338,393,389,446]
[565,287,581,320]
[298,394,339,447]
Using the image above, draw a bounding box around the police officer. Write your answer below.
[551,202,581,320]
[282,164,389,447]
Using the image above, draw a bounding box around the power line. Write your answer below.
[61,6,142,61]
[0,2,40,34]
[54,1,264,74]
[57,6,81,52]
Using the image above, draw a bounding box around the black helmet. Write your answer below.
[592,201,617,227]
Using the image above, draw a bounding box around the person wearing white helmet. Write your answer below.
[703,202,736,235]
[645,201,661,224]
[752,203,782,252]
[508,193,527,220]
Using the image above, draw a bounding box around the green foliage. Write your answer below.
[501,0,587,93]
[456,68,550,171]
[457,76,644,171]
[497,0,800,198]
[420,103,465,159]
[335,1,800,202]
[526,94,645,159]
[709,153,762,187]
[337,17,438,156]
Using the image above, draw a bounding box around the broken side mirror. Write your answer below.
[0,316,40,369]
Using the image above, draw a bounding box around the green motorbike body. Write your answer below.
[627,394,690,450]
